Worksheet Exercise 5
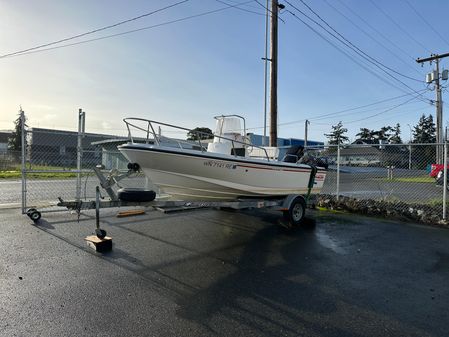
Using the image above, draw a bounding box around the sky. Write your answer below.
[1,0,448,143]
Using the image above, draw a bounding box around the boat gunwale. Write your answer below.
[118,143,327,173]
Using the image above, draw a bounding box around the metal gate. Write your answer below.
[20,109,149,215]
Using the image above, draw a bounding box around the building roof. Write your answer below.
[339,146,381,156]
[248,133,324,147]
[30,127,116,138]
[29,128,116,147]
[0,131,12,143]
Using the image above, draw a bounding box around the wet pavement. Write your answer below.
[0,207,448,337]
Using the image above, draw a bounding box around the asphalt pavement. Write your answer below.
[1,206,448,337]
[0,175,151,209]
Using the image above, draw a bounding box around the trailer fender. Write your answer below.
[280,194,305,211]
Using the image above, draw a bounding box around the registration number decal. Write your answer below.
[204,160,237,170]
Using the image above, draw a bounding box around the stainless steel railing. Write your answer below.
[123,117,270,161]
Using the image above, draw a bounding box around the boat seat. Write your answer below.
[282,145,304,163]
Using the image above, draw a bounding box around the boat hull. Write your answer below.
[118,144,326,200]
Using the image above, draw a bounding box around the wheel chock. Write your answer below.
[85,235,112,252]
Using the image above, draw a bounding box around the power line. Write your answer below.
[279,89,430,126]
[334,0,418,64]
[322,0,422,77]
[246,90,430,131]
[294,98,426,126]
[254,0,274,15]
[364,105,433,125]
[367,0,431,53]
[310,96,426,122]
[285,1,429,103]
[285,9,417,96]
[0,0,189,59]
[344,95,423,124]
[214,0,264,16]
[293,0,422,83]
[403,0,449,48]
[1,1,256,59]
[278,103,431,131]
[252,0,286,23]
[285,8,418,97]
[219,0,262,11]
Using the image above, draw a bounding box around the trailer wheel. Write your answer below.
[283,196,306,227]
[26,208,37,215]
[29,210,41,222]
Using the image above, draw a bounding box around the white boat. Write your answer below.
[118,115,326,200]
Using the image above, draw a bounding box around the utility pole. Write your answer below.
[304,119,309,148]
[262,0,270,146]
[416,52,449,164]
[269,0,279,147]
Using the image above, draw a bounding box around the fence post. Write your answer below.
[76,109,85,201]
[20,109,26,214]
[443,138,447,220]
[408,144,412,170]
[336,143,340,200]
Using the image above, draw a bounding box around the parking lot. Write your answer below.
[1,206,448,337]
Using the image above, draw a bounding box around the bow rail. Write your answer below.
[123,117,270,161]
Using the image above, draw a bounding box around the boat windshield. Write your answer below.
[214,116,245,137]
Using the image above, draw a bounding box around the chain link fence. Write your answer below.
[2,111,448,222]
[16,111,153,213]
[307,142,448,221]
[0,151,21,171]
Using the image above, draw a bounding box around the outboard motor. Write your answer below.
[298,153,329,169]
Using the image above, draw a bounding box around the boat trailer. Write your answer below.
[26,165,313,247]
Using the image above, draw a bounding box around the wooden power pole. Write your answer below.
[269,0,279,147]
[417,52,449,164]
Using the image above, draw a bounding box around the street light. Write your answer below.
[407,124,412,170]
[304,120,310,148]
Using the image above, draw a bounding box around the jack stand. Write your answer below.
[85,186,112,252]
[85,235,112,252]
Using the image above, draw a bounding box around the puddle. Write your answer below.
[315,227,346,254]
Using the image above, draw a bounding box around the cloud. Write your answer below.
[101,121,112,130]
[43,113,57,121]
[29,104,56,111]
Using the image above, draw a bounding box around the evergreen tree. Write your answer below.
[411,114,436,168]
[389,123,402,144]
[187,127,214,141]
[373,126,392,142]
[412,114,436,143]
[355,128,374,141]
[8,109,27,152]
[324,121,349,145]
